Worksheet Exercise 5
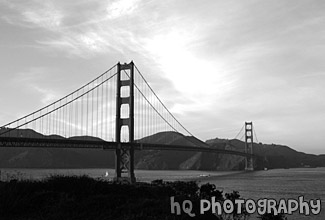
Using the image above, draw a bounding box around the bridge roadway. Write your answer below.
[0,136,254,158]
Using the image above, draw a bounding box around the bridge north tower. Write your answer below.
[245,121,254,171]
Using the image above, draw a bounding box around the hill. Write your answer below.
[0,128,324,170]
[0,128,115,168]
[206,137,325,169]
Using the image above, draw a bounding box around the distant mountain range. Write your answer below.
[0,128,324,170]
[206,138,325,170]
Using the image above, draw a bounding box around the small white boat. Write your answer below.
[199,174,210,178]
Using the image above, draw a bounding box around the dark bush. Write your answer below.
[0,176,287,220]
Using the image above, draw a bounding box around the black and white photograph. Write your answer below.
[0,0,324,219]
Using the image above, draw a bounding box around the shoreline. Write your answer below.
[0,168,243,181]
[1,167,324,182]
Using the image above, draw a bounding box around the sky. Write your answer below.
[0,0,324,154]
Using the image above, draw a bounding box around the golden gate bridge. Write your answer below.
[0,62,257,183]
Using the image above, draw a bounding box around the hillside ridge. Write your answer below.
[0,129,324,170]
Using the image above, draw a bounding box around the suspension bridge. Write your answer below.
[0,61,257,183]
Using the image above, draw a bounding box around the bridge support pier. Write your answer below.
[114,61,136,183]
[245,122,254,171]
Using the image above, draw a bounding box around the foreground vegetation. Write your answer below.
[0,176,286,220]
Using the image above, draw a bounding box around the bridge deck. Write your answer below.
[0,137,254,157]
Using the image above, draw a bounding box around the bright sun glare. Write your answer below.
[145,31,235,112]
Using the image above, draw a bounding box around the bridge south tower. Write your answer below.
[114,61,136,183]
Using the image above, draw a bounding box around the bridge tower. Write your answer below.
[114,61,136,183]
[245,121,254,171]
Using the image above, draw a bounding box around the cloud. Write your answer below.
[22,2,63,30]
[106,0,141,19]
[0,0,133,57]
[11,67,61,105]
[31,85,58,105]
[37,33,110,58]
[0,0,63,30]
[36,27,142,58]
